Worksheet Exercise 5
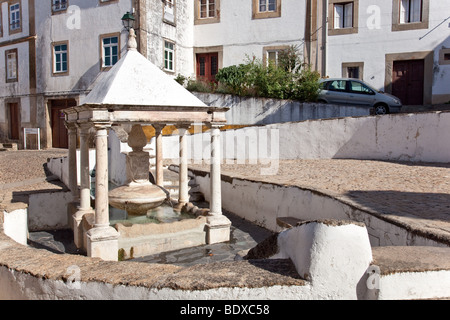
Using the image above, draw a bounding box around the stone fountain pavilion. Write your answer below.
[63,30,231,261]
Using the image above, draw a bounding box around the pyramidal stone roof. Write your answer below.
[83,31,207,109]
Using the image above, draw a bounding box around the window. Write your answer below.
[101,35,119,69]
[195,0,220,24]
[400,0,422,23]
[52,0,68,13]
[334,2,353,29]
[263,46,289,67]
[259,0,276,12]
[9,3,21,32]
[349,81,374,95]
[439,49,450,66]
[6,49,18,82]
[164,0,175,24]
[200,0,215,18]
[164,41,175,72]
[328,0,358,35]
[53,42,68,75]
[252,0,281,19]
[328,80,346,91]
[342,62,364,80]
[392,0,428,31]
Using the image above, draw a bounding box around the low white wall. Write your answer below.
[2,209,27,245]
[192,171,447,248]
[149,111,450,164]
[47,150,97,188]
[194,92,371,125]
[27,191,73,231]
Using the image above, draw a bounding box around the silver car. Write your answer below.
[317,78,402,115]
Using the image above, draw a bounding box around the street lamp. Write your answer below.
[121,11,135,31]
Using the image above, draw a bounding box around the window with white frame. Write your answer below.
[102,36,119,68]
[52,0,68,12]
[6,49,18,82]
[200,0,216,18]
[259,0,276,12]
[10,3,21,32]
[164,0,175,24]
[53,43,68,74]
[164,41,175,72]
[400,0,422,23]
[334,2,353,29]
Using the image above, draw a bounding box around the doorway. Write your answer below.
[8,103,20,141]
[196,52,219,83]
[392,59,424,105]
[50,99,76,149]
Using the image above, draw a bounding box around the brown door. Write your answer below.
[392,59,424,105]
[196,52,219,83]
[8,103,20,140]
[51,99,76,149]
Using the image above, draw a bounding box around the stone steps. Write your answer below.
[0,143,18,152]
[151,166,204,202]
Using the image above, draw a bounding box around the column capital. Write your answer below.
[65,121,78,132]
[206,122,225,130]
[93,122,112,131]
[152,123,166,133]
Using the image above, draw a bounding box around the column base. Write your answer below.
[86,226,120,261]
[73,208,94,250]
[206,215,231,245]
[67,202,80,231]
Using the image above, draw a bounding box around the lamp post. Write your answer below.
[121,11,135,32]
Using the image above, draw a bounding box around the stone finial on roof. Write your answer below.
[128,28,138,51]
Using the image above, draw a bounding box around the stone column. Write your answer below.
[66,122,79,201]
[206,124,231,244]
[178,125,190,205]
[73,123,94,250]
[153,124,165,187]
[86,124,119,261]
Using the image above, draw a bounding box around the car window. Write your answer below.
[328,80,346,92]
[350,81,374,95]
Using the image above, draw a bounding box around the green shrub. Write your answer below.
[213,46,321,102]
[187,46,321,102]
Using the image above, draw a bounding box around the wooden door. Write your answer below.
[8,103,20,140]
[392,59,424,105]
[196,52,219,83]
[51,99,76,149]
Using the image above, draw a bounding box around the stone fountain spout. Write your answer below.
[109,124,168,216]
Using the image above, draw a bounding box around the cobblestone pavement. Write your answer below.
[0,149,68,210]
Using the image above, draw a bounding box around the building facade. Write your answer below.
[325,0,450,105]
[0,0,449,149]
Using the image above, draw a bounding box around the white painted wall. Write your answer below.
[151,111,450,164]
[2,209,27,246]
[194,92,371,125]
[145,0,195,78]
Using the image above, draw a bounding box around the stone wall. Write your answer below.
[194,92,371,125]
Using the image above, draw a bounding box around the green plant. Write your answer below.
[174,74,187,86]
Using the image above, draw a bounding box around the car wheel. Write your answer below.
[374,104,388,115]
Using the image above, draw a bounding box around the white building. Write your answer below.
[325,0,450,105]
